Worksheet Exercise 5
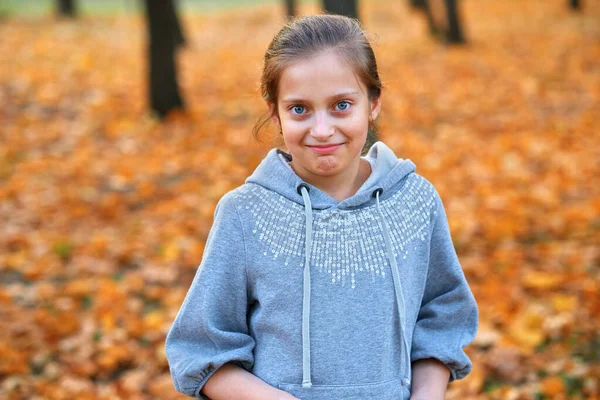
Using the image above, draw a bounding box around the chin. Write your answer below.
[312,156,341,173]
[312,168,340,177]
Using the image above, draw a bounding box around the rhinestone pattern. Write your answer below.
[234,175,437,289]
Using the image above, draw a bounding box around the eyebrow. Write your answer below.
[281,91,360,103]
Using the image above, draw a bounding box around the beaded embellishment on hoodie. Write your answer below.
[235,174,437,289]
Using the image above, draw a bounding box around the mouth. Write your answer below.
[308,144,343,154]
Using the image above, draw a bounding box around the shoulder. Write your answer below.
[213,186,245,216]
[406,174,454,225]
[221,183,284,207]
[214,183,272,215]
[408,173,436,191]
[393,172,441,212]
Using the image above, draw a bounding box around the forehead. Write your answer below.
[278,51,366,100]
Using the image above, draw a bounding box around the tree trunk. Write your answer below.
[285,0,296,19]
[322,0,359,21]
[421,0,439,36]
[409,0,427,8]
[168,0,186,48]
[57,0,76,17]
[144,0,185,118]
[420,0,445,37]
[444,0,465,44]
[417,0,465,44]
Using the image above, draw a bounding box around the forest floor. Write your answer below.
[1,0,599,398]
[0,0,292,16]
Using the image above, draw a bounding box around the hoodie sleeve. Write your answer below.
[410,190,478,382]
[165,194,255,399]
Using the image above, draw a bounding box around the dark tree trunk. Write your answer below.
[409,0,427,8]
[57,0,76,17]
[168,1,186,48]
[421,0,439,36]
[444,0,465,44]
[144,0,185,118]
[570,0,581,10]
[322,0,359,21]
[416,0,465,44]
[285,0,296,19]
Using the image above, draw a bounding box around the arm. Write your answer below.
[166,194,287,399]
[410,358,450,400]
[202,363,298,400]
[410,189,478,384]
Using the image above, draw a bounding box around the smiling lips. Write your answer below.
[308,144,342,153]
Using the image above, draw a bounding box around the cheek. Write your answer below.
[344,115,369,137]
[343,108,368,125]
[281,118,308,137]
[281,128,304,149]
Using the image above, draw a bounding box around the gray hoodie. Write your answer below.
[165,141,478,399]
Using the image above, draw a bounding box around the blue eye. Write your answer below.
[291,105,305,115]
[335,101,350,111]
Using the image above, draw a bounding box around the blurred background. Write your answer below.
[0,0,599,399]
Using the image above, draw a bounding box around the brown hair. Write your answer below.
[252,14,383,142]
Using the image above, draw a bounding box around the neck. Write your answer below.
[291,158,371,202]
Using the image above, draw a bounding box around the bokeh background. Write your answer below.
[1,0,599,399]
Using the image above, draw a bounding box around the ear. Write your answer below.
[267,102,280,127]
[369,95,382,121]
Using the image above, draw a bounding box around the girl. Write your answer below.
[166,14,478,400]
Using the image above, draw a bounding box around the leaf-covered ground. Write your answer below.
[1,0,599,398]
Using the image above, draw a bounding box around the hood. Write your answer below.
[245,141,417,209]
[246,141,417,388]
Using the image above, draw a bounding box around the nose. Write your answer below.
[310,111,334,141]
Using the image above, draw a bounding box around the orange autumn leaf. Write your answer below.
[541,376,565,396]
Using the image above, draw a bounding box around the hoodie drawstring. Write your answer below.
[298,184,313,388]
[297,184,411,389]
[374,188,412,387]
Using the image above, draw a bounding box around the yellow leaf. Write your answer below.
[162,241,180,262]
[507,307,545,351]
[522,271,563,290]
[5,250,26,268]
[551,294,577,312]
[144,311,164,331]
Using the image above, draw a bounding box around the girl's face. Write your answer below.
[270,51,381,181]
